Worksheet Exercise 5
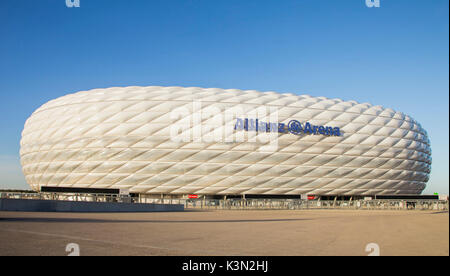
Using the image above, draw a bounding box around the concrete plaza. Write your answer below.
[0,209,448,256]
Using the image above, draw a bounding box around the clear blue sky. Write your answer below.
[0,0,448,194]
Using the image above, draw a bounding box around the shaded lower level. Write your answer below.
[0,198,184,212]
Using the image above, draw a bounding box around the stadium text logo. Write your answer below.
[234,118,341,136]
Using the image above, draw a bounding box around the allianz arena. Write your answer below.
[20,86,432,197]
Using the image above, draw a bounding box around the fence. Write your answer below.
[0,192,126,203]
[1,192,448,211]
[138,196,448,211]
[182,198,449,211]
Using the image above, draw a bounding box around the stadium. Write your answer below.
[19,86,432,199]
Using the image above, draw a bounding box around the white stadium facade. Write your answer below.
[20,86,432,198]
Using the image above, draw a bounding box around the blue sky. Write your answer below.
[0,0,448,194]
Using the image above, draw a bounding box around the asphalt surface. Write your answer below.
[0,209,448,256]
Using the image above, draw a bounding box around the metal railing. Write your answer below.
[1,192,448,211]
[1,192,126,203]
[182,198,449,211]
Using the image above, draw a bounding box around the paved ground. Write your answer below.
[0,209,448,256]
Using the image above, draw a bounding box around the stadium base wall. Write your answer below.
[0,198,184,212]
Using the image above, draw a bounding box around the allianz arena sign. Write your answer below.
[168,102,340,144]
[234,118,341,136]
[20,86,431,196]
